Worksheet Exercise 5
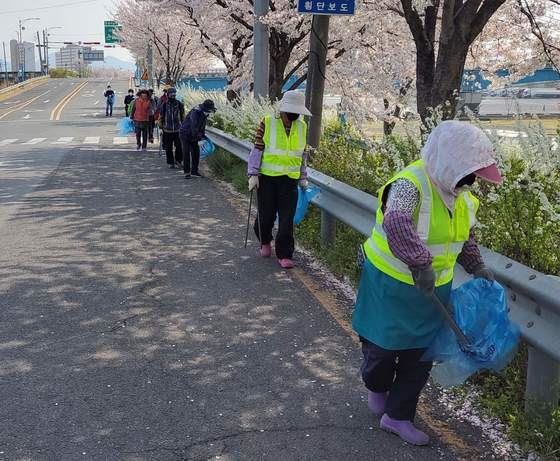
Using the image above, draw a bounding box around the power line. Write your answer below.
[0,0,101,15]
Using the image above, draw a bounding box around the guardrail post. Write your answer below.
[320,210,336,247]
[525,345,560,422]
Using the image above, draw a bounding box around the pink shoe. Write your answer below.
[278,258,295,269]
[260,243,271,258]
[380,414,430,445]
[367,390,388,416]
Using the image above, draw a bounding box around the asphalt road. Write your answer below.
[0,79,500,460]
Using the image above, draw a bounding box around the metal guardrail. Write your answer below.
[208,126,560,416]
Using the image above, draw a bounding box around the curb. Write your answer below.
[0,76,50,102]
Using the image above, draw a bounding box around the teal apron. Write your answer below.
[352,259,451,350]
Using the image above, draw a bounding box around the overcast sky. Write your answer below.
[0,0,134,64]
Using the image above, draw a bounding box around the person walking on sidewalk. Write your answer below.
[180,99,216,179]
[247,90,311,269]
[352,121,502,446]
[104,85,115,117]
[148,89,158,143]
[130,89,151,151]
[157,88,169,150]
[160,87,185,169]
[124,89,135,117]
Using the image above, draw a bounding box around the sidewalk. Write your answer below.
[0,145,495,460]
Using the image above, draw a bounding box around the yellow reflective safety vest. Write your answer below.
[261,114,307,179]
[363,159,479,287]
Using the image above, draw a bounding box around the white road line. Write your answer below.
[83,136,100,144]
[52,137,74,144]
[23,138,47,145]
[113,137,128,145]
[0,139,18,145]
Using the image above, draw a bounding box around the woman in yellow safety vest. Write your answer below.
[352,121,502,445]
[247,91,311,269]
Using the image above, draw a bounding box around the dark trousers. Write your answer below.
[106,102,113,116]
[148,116,155,141]
[254,175,298,259]
[181,139,200,174]
[135,121,148,148]
[360,337,432,421]
[163,131,183,165]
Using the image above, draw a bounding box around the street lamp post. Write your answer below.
[44,26,62,74]
[18,17,40,81]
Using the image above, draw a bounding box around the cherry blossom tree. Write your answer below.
[115,0,211,85]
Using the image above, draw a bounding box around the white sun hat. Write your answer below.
[278,90,312,116]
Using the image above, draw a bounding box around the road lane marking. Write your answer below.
[23,138,47,145]
[113,137,128,145]
[0,139,17,145]
[50,80,89,121]
[0,90,51,120]
[83,136,100,144]
[52,137,74,144]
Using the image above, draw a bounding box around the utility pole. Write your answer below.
[304,14,332,246]
[305,15,330,149]
[2,42,8,86]
[253,0,269,99]
[147,42,153,88]
[43,30,48,74]
[36,31,43,75]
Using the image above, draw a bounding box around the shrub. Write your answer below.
[49,68,78,78]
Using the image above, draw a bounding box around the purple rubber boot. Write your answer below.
[367,390,388,416]
[380,414,430,446]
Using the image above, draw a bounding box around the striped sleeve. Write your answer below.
[254,120,266,151]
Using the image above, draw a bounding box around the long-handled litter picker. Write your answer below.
[244,190,254,248]
[430,293,471,350]
[244,188,263,249]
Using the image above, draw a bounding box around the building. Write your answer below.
[54,44,95,73]
[9,39,37,73]
[55,44,83,72]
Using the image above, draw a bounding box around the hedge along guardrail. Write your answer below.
[207,126,560,420]
[0,76,49,102]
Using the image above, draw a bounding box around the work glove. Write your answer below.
[299,179,309,189]
[472,263,494,281]
[411,265,436,296]
[248,175,259,191]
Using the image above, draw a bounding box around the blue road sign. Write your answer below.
[297,0,355,15]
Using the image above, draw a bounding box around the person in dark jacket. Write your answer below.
[148,89,158,143]
[180,99,216,179]
[160,87,185,168]
[124,89,134,117]
[157,88,170,150]
[104,85,115,117]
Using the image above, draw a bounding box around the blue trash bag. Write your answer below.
[423,279,520,387]
[199,138,216,159]
[294,185,320,224]
[118,117,135,135]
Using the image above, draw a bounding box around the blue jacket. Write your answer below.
[180,105,209,142]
